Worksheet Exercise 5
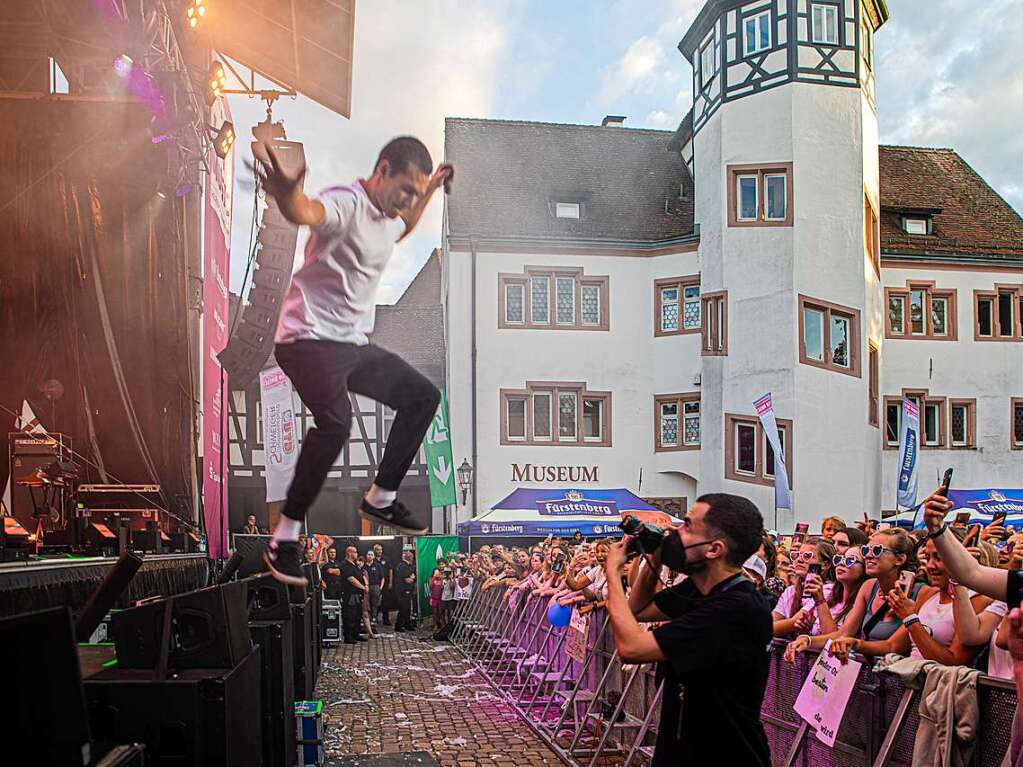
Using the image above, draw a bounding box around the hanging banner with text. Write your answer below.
[424,390,456,508]
[754,393,792,511]
[793,641,862,747]
[897,398,920,510]
[201,96,233,559]
[259,367,298,503]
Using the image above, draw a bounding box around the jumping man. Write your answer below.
[255,136,453,586]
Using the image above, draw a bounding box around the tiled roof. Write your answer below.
[444,118,695,243]
[879,146,1023,259]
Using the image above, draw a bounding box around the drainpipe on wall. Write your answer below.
[470,238,479,519]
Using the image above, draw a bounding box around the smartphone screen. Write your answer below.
[898,570,916,595]
[938,467,954,497]
[954,511,971,527]
[993,511,1008,528]
[806,563,821,577]
[795,522,809,535]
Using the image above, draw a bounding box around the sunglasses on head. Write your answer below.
[860,544,897,559]
[832,554,863,568]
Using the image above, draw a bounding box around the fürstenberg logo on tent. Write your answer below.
[536,490,618,517]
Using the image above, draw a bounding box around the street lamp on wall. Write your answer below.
[457,459,473,505]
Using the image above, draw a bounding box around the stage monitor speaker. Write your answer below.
[250,621,296,767]
[1,607,93,765]
[112,581,252,669]
[168,531,197,553]
[247,574,292,622]
[132,529,161,553]
[84,647,262,766]
[233,533,271,578]
[86,522,119,553]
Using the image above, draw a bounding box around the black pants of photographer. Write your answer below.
[395,592,413,631]
[342,595,363,643]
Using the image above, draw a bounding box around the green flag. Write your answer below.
[423,389,456,508]
[415,535,459,616]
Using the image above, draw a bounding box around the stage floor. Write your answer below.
[0,553,210,618]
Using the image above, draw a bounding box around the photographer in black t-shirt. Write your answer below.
[604,493,773,767]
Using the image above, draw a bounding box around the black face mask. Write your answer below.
[661,530,716,575]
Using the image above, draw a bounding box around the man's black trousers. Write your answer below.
[395,592,413,630]
[275,340,440,522]
[342,595,362,642]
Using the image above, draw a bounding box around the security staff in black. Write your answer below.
[340,545,367,643]
[322,547,344,599]
[394,550,417,631]
[604,493,773,767]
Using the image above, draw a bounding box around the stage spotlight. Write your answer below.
[205,61,227,105]
[186,0,207,29]
[212,120,235,159]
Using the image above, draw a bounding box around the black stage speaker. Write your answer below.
[84,647,262,766]
[247,573,292,621]
[233,533,271,578]
[291,596,315,700]
[112,581,252,669]
[85,522,119,554]
[1,607,93,765]
[250,621,296,767]
[132,529,160,553]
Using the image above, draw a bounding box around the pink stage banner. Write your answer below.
[202,97,234,558]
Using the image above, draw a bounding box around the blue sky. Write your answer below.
[227,0,1022,302]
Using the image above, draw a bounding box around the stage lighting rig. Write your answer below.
[206,61,227,105]
[211,121,235,159]
[186,0,207,30]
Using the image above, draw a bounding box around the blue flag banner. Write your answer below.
[896,398,920,510]
[906,489,1023,529]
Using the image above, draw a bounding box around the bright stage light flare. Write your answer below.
[186,0,206,30]
[213,120,235,159]
[205,61,227,105]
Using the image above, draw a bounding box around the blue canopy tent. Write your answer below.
[457,488,681,538]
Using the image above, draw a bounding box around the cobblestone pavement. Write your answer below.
[319,629,565,767]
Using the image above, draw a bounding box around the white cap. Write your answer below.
[743,554,767,581]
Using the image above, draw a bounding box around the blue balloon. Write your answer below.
[547,601,573,628]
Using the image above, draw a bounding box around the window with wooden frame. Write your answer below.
[864,194,880,277]
[798,295,861,377]
[655,393,701,452]
[701,291,728,356]
[1012,399,1023,450]
[727,163,793,227]
[498,267,609,331]
[868,342,879,428]
[974,285,1023,341]
[500,383,611,446]
[885,282,957,340]
[700,34,716,87]
[948,399,976,449]
[883,390,975,450]
[655,276,701,336]
[725,413,793,487]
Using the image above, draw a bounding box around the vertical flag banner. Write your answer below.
[897,398,920,510]
[415,535,459,616]
[202,96,233,558]
[754,393,793,511]
[423,390,456,508]
[259,367,298,503]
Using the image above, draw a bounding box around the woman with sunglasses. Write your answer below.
[852,536,991,665]
[784,547,869,660]
[772,539,838,637]
[825,528,923,663]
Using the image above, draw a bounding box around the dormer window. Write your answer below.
[555,202,580,219]
[904,217,929,235]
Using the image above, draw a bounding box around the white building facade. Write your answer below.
[442,0,1023,533]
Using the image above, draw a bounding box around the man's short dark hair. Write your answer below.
[376,136,432,177]
[697,493,765,567]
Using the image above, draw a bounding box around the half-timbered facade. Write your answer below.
[226,251,446,536]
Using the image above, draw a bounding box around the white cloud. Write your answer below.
[876,0,1022,213]
[600,35,666,103]
[228,0,511,303]
[644,109,674,128]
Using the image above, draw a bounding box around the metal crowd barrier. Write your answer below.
[448,583,1020,767]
